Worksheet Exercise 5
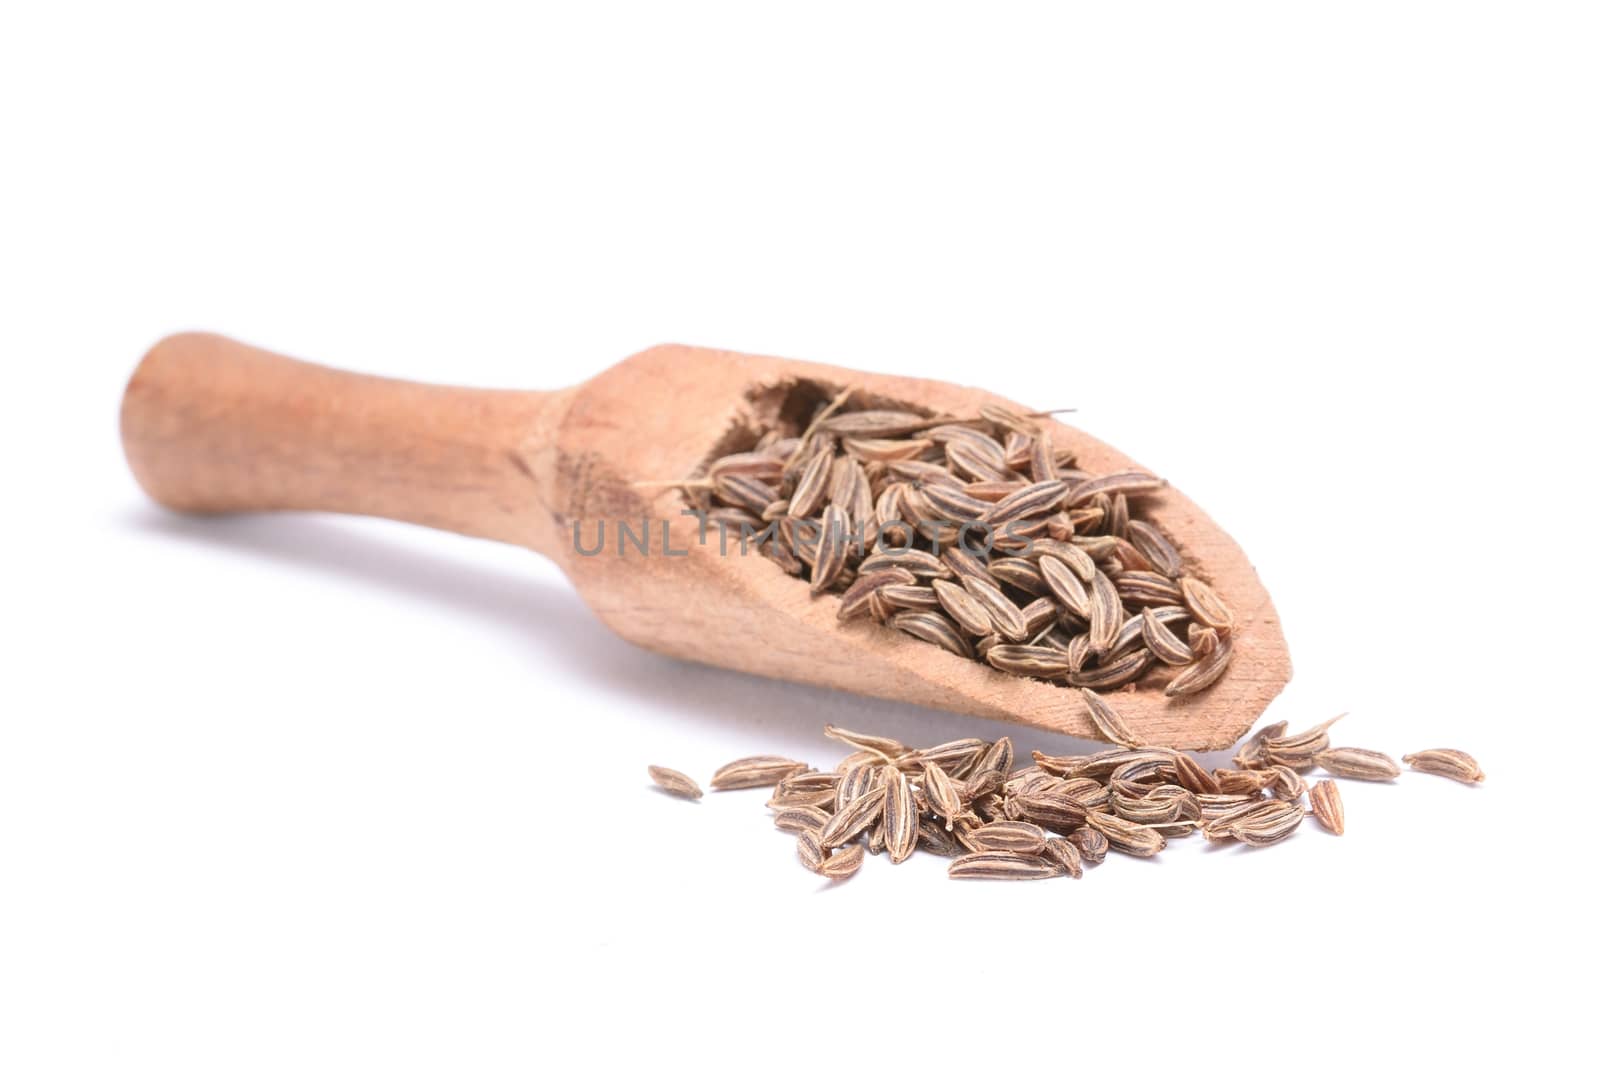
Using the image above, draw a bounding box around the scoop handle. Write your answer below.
[120,333,573,555]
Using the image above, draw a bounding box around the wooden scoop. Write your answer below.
[121,333,1290,750]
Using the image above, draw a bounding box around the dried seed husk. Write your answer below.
[1228,802,1305,847]
[1309,780,1345,835]
[809,503,851,594]
[1164,632,1233,697]
[1402,749,1486,784]
[1180,576,1235,632]
[797,830,827,872]
[1085,811,1165,857]
[774,806,831,834]
[817,409,930,436]
[1007,792,1089,835]
[986,643,1075,679]
[1234,721,1287,770]
[1069,649,1154,689]
[1041,837,1084,878]
[1315,747,1403,781]
[891,610,975,658]
[1028,539,1097,582]
[962,576,1030,643]
[884,768,918,864]
[948,851,1063,881]
[837,762,885,808]
[866,818,887,855]
[710,755,809,790]
[1164,750,1220,795]
[765,788,838,810]
[1066,827,1109,864]
[917,818,964,856]
[987,557,1049,597]
[1116,570,1184,607]
[1079,688,1144,748]
[975,737,1014,779]
[647,765,703,800]
[878,584,940,610]
[982,479,1072,527]
[908,739,988,772]
[824,723,911,760]
[820,785,888,848]
[817,844,866,879]
[789,447,834,519]
[860,547,948,578]
[1066,471,1166,507]
[933,579,997,637]
[921,762,964,830]
[967,821,1048,854]
[1087,570,1122,654]
[1127,520,1183,579]
[1272,766,1307,803]
[1141,607,1194,666]
[960,768,1005,801]
[837,568,916,621]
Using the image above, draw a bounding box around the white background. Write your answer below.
[2,2,1594,1063]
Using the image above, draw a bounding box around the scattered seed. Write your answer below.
[647,765,703,800]
[710,755,809,790]
[1402,749,1486,784]
[1315,747,1403,781]
[948,851,1063,881]
[1309,780,1345,835]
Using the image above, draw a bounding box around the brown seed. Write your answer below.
[789,447,834,519]
[1315,747,1403,781]
[1066,827,1109,864]
[710,755,809,790]
[921,762,964,830]
[837,568,916,621]
[1069,648,1154,689]
[986,643,1075,679]
[809,504,852,594]
[647,765,703,800]
[890,610,975,658]
[948,851,1063,881]
[823,723,910,760]
[975,737,1015,779]
[1228,802,1305,847]
[962,576,1030,643]
[1041,837,1084,878]
[1309,780,1345,835]
[1066,471,1167,507]
[1179,576,1234,632]
[1087,570,1122,654]
[1008,792,1089,835]
[1085,811,1165,857]
[1140,607,1194,666]
[1402,749,1486,784]
[1164,632,1233,697]
[774,806,831,834]
[1272,765,1307,803]
[1127,520,1183,579]
[797,830,827,872]
[967,821,1048,854]
[820,785,888,848]
[884,768,918,864]
[817,409,930,436]
[917,819,964,856]
[932,579,997,637]
[1079,688,1144,748]
[817,844,867,879]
